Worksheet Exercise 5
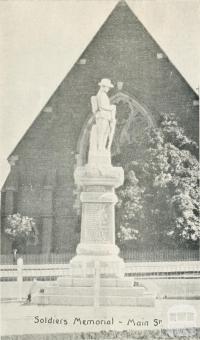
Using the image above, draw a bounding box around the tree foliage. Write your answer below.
[5,213,38,253]
[116,113,199,249]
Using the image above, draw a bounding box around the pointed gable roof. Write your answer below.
[9,0,199,160]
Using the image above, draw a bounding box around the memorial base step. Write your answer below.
[32,293,154,307]
[57,276,134,287]
[31,276,155,307]
[42,286,146,297]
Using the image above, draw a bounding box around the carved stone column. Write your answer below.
[70,164,125,278]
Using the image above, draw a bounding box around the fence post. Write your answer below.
[17,257,23,302]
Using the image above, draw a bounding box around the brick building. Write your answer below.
[1,1,199,254]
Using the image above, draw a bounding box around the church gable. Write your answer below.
[10,1,198,162]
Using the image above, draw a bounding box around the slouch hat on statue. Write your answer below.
[98,78,114,88]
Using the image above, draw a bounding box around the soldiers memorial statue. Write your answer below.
[32,79,155,306]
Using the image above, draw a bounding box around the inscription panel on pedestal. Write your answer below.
[82,203,113,243]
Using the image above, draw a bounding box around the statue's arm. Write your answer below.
[98,93,113,111]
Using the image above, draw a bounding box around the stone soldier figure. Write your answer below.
[90,79,116,153]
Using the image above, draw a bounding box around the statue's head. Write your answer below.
[98,78,114,93]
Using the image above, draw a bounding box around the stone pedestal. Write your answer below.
[32,157,155,307]
[70,163,125,278]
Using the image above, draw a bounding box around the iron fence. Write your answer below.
[121,248,200,262]
[0,249,199,265]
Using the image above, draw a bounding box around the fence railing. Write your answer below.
[126,261,200,277]
[1,260,200,282]
[0,263,70,281]
[1,259,200,301]
[121,249,200,262]
[0,249,199,265]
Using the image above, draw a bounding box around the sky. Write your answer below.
[0,0,199,187]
